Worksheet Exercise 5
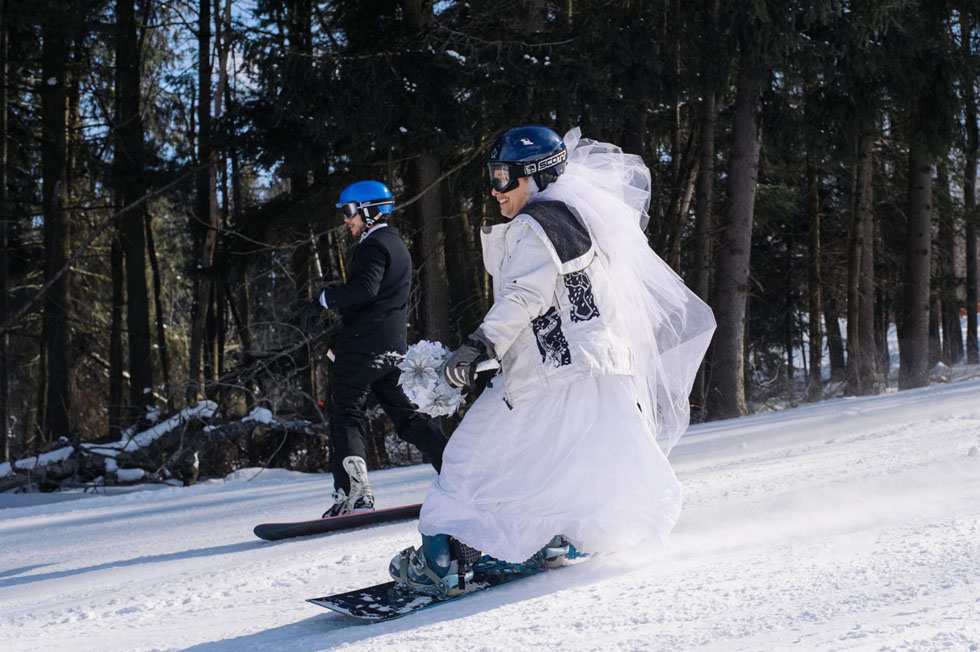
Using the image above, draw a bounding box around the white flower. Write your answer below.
[425,384,465,417]
[397,340,466,417]
[397,341,445,392]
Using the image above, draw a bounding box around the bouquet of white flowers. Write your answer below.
[396,340,467,417]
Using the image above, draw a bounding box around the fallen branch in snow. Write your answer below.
[0,404,332,493]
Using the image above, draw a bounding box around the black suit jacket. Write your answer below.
[322,226,411,356]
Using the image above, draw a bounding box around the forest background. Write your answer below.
[2,0,980,488]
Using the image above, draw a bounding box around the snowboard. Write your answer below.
[253,503,422,541]
[308,549,585,622]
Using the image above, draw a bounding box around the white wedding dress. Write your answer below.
[418,128,716,562]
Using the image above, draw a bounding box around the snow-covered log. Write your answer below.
[1,403,331,492]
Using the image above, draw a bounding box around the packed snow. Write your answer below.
[2,379,980,651]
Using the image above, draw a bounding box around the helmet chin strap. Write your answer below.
[361,205,385,227]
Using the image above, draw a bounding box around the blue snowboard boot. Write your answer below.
[389,534,476,597]
[534,534,571,568]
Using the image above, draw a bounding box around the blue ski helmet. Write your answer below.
[336,180,395,226]
[487,125,567,193]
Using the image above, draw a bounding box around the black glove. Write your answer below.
[444,338,489,389]
[300,296,323,334]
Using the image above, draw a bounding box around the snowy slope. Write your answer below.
[2,380,980,651]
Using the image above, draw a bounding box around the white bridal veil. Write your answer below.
[536,128,716,453]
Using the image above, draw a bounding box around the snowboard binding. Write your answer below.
[388,535,479,598]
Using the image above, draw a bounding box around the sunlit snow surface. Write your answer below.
[2,378,980,651]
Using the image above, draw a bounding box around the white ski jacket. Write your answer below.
[477,200,634,408]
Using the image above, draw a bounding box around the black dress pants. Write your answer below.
[329,351,448,492]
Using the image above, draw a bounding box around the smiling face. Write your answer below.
[491,177,531,219]
[344,212,367,238]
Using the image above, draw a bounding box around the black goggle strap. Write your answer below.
[521,148,567,176]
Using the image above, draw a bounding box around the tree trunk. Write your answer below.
[856,133,880,390]
[109,232,125,436]
[405,0,434,28]
[40,5,72,440]
[847,132,880,394]
[284,0,315,405]
[444,190,483,339]
[784,231,795,393]
[188,0,218,402]
[897,143,932,389]
[806,154,823,401]
[822,293,846,381]
[691,93,716,417]
[662,124,700,269]
[845,137,864,394]
[0,0,8,460]
[859,163,880,390]
[964,10,979,363]
[706,57,765,420]
[412,153,451,343]
[115,0,153,419]
[937,164,963,365]
[145,213,170,405]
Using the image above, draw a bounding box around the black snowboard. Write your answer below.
[308,551,585,622]
[253,503,422,541]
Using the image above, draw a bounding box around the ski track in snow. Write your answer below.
[2,382,980,651]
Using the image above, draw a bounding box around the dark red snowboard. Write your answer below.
[253,503,422,541]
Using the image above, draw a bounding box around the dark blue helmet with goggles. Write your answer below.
[336,180,395,226]
[487,125,567,193]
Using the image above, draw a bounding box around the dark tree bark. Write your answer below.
[858,155,879,389]
[928,294,941,367]
[706,57,765,419]
[282,0,315,406]
[412,153,451,343]
[40,3,72,441]
[444,189,484,339]
[897,144,933,389]
[806,153,823,401]
[188,0,218,402]
[822,293,846,381]
[937,164,963,365]
[109,232,125,436]
[661,123,700,269]
[402,3,451,344]
[115,0,153,418]
[847,132,880,394]
[964,9,979,364]
[0,0,8,460]
[691,93,717,416]
[145,213,170,403]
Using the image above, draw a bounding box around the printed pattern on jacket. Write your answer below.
[531,307,572,367]
[564,271,600,323]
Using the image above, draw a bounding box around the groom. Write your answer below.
[301,180,447,517]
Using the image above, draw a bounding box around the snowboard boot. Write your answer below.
[322,488,348,518]
[533,535,571,569]
[388,534,477,597]
[342,456,375,513]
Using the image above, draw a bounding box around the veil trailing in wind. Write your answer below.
[535,128,716,453]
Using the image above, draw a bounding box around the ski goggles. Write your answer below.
[487,148,567,193]
[338,199,394,220]
[488,162,525,193]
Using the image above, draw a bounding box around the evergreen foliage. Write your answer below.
[2,0,979,486]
